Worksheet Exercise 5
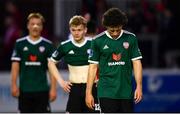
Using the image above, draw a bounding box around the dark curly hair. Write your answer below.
[102,8,128,27]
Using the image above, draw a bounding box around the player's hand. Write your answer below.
[60,81,72,93]
[86,93,94,110]
[49,88,57,102]
[11,84,19,98]
[134,86,143,104]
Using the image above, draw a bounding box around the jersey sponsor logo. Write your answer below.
[108,61,125,66]
[29,55,37,61]
[26,55,41,66]
[25,62,41,66]
[39,46,45,52]
[123,42,129,49]
[112,53,121,61]
[68,50,74,54]
[109,53,125,66]
[103,45,109,49]
[23,46,28,51]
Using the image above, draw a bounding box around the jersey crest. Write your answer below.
[123,42,129,49]
[39,46,45,52]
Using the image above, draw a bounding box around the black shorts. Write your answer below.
[66,83,100,113]
[99,98,134,113]
[18,91,50,113]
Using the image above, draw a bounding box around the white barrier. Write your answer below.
[1,69,180,112]
[0,70,69,112]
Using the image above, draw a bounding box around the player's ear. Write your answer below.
[84,27,87,34]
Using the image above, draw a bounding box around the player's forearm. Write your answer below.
[11,62,19,86]
[49,72,57,90]
[48,60,64,86]
[133,60,143,89]
[86,64,97,94]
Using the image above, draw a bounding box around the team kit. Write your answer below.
[11,8,143,113]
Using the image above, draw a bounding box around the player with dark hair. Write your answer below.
[86,8,143,113]
[11,13,57,113]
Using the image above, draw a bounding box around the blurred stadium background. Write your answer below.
[0,0,180,112]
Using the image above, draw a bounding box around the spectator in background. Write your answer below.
[0,1,5,38]
[11,13,57,113]
[85,20,98,39]
[83,12,91,22]
[0,14,22,70]
[5,0,22,27]
[126,1,144,33]
[95,0,109,33]
[81,0,109,33]
[158,8,173,67]
[139,0,158,33]
[0,0,23,70]
[81,0,96,24]
[83,12,98,39]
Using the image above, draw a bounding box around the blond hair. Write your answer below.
[27,12,45,23]
[69,15,87,27]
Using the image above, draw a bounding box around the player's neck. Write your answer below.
[29,35,40,41]
[74,38,85,44]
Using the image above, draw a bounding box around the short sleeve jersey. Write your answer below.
[51,38,91,66]
[89,30,142,99]
[11,36,55,92]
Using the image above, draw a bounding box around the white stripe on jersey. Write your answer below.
[88,60,99,64]
[16,37,26,42]
[123,30,136,36]
[42,37,52,44]
[50,57,59,63]
[61,39,71,45]
[131,56,142,61]
[11,57,21,61]
[93,31,105,40]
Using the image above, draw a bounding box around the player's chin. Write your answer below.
[74,38,81,41]
[112,36,119,39]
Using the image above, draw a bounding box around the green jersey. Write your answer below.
[51,38,91,66]
[51,38,91,83]
[89,30,142,99]
[11,36,55,92]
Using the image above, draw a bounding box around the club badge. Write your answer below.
[123,42,129,49]
[39,46,45,52]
